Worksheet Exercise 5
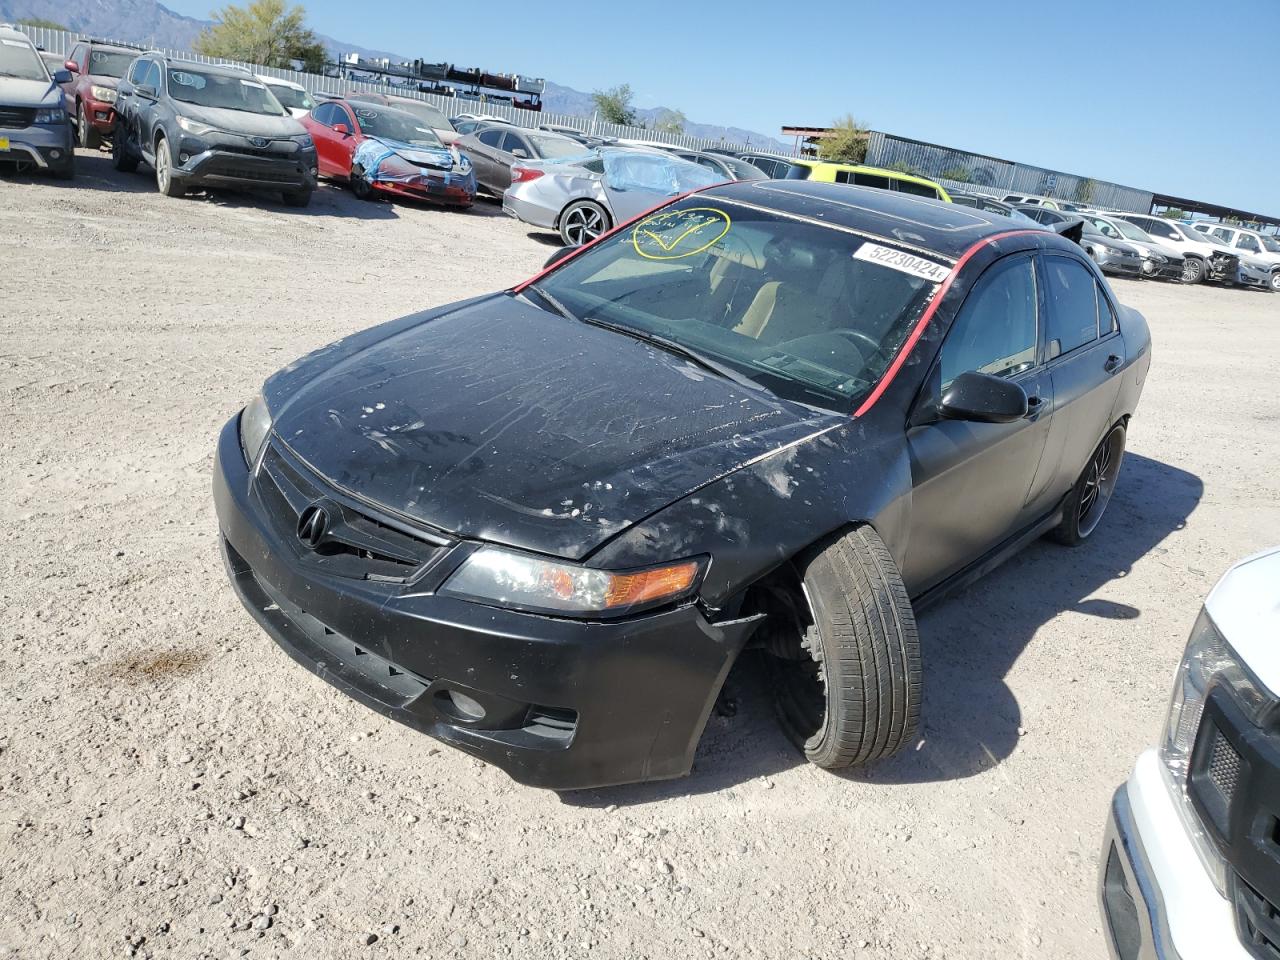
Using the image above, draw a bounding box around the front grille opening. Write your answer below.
[1236,876,1280,960]
[1102,844,1142,960]
[1208,729,1244,804]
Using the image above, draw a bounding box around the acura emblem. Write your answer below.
[249,136,269,148]
[297,504,330,549]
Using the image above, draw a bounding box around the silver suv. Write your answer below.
[1191,223,1280,291]
[0,24,75,179]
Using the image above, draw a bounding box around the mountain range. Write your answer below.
[3,0,785,149]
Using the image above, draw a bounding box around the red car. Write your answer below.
[58,40,139,149]
[301,98,476,207]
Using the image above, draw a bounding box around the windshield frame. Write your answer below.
[528,195,949,413]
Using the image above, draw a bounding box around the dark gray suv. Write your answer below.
[112,54,317,206]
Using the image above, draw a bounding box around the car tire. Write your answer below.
[350,166,375,201]
[1049,422,1126,546]
[558,200,611,247]
[772,525,921,770]
[1181,257,1204,284]
[111,124,138,173]
[282,189,312,208]
[78,102,101,150]
[1270,270,1280,293]
[153,135,185,198]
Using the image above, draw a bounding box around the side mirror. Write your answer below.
[136,84,157,100]
[64,60,79,73]
[511,148,529,159]
[1053,219,1084,245]
[333,123,351,136]
[542,246,577,269]
[938,371,1028,424]
[53,69,73,85]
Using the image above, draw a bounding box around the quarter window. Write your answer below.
[1043,257,1100,359]
[896,179,940,199]
[939,256,1039,388]
[852,172,891,190]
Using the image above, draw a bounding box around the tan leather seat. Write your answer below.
[733,259,848,343]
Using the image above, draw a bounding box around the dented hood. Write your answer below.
[268,295,841,560]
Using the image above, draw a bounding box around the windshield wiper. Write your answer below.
[525,284,763,391]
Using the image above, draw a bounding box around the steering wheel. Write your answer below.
[831,328,892,365]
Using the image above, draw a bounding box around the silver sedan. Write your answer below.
[503,148,726,246]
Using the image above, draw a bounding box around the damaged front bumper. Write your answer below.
[212,416,755,790]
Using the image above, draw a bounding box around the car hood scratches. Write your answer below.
[269,296,843,560]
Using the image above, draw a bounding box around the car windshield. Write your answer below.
[378,98,451,130]
[529,134,585,159]
[352,106,442,146]
[1109,218,1153,242]
[265,82,313,111]
[532,199,942,412]
[721,156,768,180]
[168,69,285,115]
[0,37,48,81]
[88,49,134,78]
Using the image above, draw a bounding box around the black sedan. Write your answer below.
[213,182,1151,790]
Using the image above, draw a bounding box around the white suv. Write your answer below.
[1100,547,1280,960]
[1191,224,1280,291]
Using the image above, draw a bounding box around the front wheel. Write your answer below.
[154,136,184,197]
[350,166,375,201]
[558,200,610,247]
[111,124,138,172]
[1181,257,1204,284]
[78,102,101,150]
[1270,270,1280,293]
[1050,423,1126,546]
[771,525,921,770]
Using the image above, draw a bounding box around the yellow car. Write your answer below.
[739,153,951,202]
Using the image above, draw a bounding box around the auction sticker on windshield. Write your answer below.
[853,242,950,283]
[632,207,732,261]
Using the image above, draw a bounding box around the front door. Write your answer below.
[902,253,1055,594]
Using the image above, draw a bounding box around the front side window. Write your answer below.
[939,256,1038,388]
[476,127,505,148]
[265,82,313,112]
[167,68,285,115]
[140,60,161,90]
[1236,234,1261,253]
[532,199,943,411]
[1043,256,1100,359]
[127,58,148,84]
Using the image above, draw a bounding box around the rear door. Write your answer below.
[1038,255,1125,498]
[469,126,508,191]
[902,253,1055,593]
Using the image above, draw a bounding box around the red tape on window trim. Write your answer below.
[851,229,1042,418]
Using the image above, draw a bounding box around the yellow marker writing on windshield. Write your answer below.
[632,207,732,260]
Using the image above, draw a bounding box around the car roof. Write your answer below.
[152,56,252,78]
[703,180,1046,260]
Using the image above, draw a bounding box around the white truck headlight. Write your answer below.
[1160,608,1270,892]
[238,393,273,467]
[440,547,704,618]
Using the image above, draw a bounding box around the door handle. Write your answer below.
[1104,354,1122,374]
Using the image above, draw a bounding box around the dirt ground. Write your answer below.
[2,149,1278,960]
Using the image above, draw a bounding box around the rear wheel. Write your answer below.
[78,102,101,150]
[767,525,921,770]
[350,165,374,201]
[1181,256,1204,284]
[1050,423,1126,546]
[154,135,184,197]
[111,123,138,172]
[558,200,610,247]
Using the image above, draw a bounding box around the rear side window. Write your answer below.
[1043,257,1100,359]
[896,179,939,199]
[939,256,1039,388]
[781,162,811,181]
[746,157,777,177]
[499,131,527,154]
[852,172,891,190]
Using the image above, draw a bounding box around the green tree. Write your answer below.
[1160,208,1186,219]
[939,166,972,183]
[591,84,636,126]
[1075,178,1097,204]
[653,109,686,135]
[195,0,327,70]
[17,17,69,29]
[817,114,869,164]
[885,160,921,176]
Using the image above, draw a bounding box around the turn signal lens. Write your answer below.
[510,166,544,184]
[440,548,704,618]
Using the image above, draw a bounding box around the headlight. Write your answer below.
[295,134,313,148]
[90,85,118,104]
[1160,609,1270,893]
[440,547,704,618]
[238,393,273,467]
[34,108,66,124]
[176,116,216,136]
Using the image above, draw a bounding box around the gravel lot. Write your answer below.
[2,148,1279,960]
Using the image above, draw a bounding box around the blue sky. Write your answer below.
[163,0,1279,214]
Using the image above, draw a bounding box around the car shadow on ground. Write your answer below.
[559,452,1201,806]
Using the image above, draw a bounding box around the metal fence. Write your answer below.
[22,25,749,152]
[863,131,1154,213]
